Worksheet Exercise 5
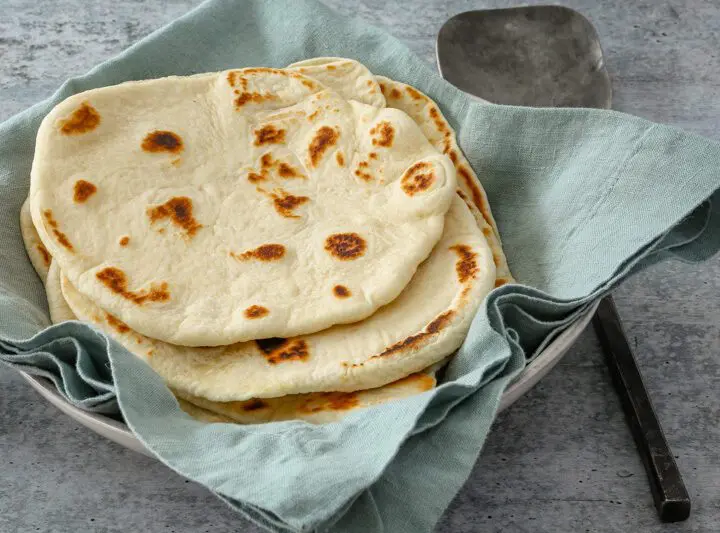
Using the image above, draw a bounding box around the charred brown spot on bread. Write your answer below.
[354,169,373,181]
[95,267,170,305]
[243,67,286,75]
[395,372,435,391]
[333,285,351,298]
[300,392,360,413]
[119,236,130,246]
[449,244,479,284]
[267,189,309,218]
[253,124,286,146]
[456,165,492,226]
[389,88,401,99]
[428,106,449,136]
[447,150,458,164]
[242,399,268,411]
[493,253,501,267]
[370,121,394,147]
[36,243,51,266]
[249,244,285,260]
[42,210,74,252]
[355,160,372,180]
[232,243,285,261]
[250,154,304,181]
[171,158,182,167]
[371,310,455,360]
[256,338,309,364]
[59,102,100,135]
[371,333,423,360]
[43,210,58,229]
[368,152,378,160]
[308,126,339,167]
[235,91,276,108]
[244,305,269,319]
[104,312,130,334]
[147,196,202,237]
[141,130,184,154]
[227,70,249,89]
[426,311,454,333]
[335,152,345,166]
[277,162,299,178]
[495,277,509,288]
[301,79,316,89]
[261,153,274,169]
[354,160,374,181]
[481,227,492,238]
[405,86,425,101]
[378,81,387,92]
[401,162,435,195]
[307,109,321,122]
[326,64,337,71]
[229,69,301,108]
[325,233,366,260]
[73,180,97,203]
[255,337,286,354]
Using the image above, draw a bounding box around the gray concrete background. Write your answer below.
[0,1,718,532]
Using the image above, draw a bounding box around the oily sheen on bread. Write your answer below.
[30,67,456,346]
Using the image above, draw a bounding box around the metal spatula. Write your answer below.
[436,5,690,523]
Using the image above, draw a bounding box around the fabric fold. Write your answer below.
[1,0,719,531]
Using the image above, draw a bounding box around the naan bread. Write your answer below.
[21,199,76,322]
[288,58,513,286]
[43,261,439,424]
[60,196,495,401]
[30,67,456,346]
[175,371,435,425]
[376,76,514,286]
[20,198,52,282]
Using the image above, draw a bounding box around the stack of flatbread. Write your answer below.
[21,58,513,424]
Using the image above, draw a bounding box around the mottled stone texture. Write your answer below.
[1,1,718,532]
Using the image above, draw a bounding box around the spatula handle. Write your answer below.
[593,296,691,522]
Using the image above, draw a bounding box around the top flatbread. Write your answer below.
[30,67,456,346]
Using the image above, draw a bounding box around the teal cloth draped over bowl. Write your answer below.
[1,1,718,531]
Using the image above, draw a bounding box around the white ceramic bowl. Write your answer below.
[19,301,597,457]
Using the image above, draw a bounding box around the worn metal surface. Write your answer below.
[437,6,611,107]
[1,1,718,532]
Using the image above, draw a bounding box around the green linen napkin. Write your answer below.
[1,0,719,531]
